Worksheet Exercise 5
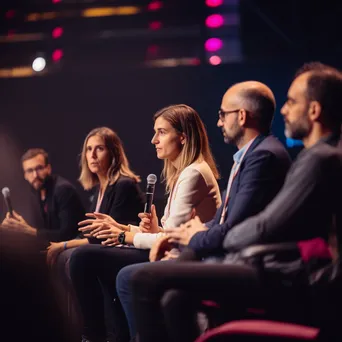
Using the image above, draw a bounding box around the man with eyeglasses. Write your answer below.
[115,81,292,342]
[2,148,85,244]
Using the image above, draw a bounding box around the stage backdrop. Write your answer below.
[1,60,340,217]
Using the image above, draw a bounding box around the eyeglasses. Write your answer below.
[218,108,240,121]
[24,164,47,175]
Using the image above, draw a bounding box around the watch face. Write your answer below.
[118,232,125,244]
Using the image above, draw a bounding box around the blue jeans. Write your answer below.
[116,262,148,338]
[116,260,172,338]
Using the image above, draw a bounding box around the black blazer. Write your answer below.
[188,135,291,257]
[87,175,145,244]
[37,175,86,242]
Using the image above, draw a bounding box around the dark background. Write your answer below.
[1,0,342,216]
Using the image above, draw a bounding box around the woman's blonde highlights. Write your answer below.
[153,104,219,193]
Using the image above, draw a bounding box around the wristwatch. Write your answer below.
[118,231,126,245]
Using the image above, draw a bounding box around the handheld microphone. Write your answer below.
[2,187,13,217]
[144,174,157,214]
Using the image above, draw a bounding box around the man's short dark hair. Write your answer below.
[239,88,276,135]
[294,61,336,77]
[296,62,342,129]
[21,148,49,165]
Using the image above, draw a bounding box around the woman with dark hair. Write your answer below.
[69,104,221,342]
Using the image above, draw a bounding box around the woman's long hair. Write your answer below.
[79,127,140,190]
[154,104,219,193]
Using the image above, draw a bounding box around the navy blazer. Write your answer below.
[87,175,145,244]
[188,135,291,257]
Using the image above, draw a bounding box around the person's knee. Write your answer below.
[116,266,133,296]
[69,244,96,275]
[131,265,155,294]
[51,249,71,279]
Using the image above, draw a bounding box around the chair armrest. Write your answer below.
[239,243,301,269]
[239,242,299,260]
[195,320,319,342]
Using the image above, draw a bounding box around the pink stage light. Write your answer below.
[205,38,223,52]
[52,0,61,3]
[149,21,162,30]
[52,27,63,38]
[209,55,222,65]
[147,44,159,54]
[206,0,223,7]
[52,49,63,62]
[205,14,224,28]
[148,1,163,11]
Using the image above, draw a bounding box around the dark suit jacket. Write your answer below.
[37,175,85,243]
[188,135,291,257]
[223,135,342,258]
[87,175,145,244]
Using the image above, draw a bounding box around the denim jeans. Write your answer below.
[116,260,173,338]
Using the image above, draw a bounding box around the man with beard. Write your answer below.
[2,148,85,245]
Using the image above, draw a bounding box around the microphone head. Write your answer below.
[2,187,10,198]
[147,174,157,185]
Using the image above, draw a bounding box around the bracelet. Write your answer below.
[63,241,68,250]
